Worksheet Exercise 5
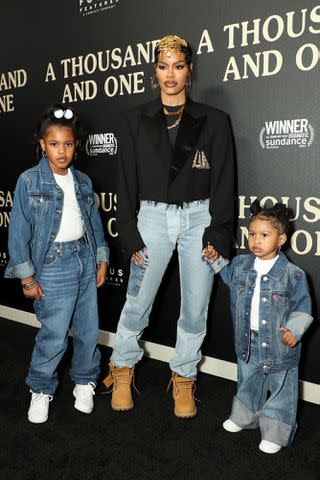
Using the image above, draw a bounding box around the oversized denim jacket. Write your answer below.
[219,252,313,373]
[5,157,109,280]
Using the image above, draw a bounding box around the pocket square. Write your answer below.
[192,150,210,169]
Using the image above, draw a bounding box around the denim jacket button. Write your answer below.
[262,297,267,302]
[261,319,267,325]
[263,365,269,371]
[263,276,268,281]
[261,342,267,347]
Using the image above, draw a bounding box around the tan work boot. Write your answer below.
[167,372,197,418]
[102,362,135,411]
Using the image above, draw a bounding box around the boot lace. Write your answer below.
[167,377,199,401]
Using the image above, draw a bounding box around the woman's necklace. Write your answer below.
[163,105,184,130]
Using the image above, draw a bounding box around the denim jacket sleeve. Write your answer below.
[85,176,109,264]
[6,174,35,279]
[219,256,239,287]
[285,269,313,341]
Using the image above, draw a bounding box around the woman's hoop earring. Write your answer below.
[150,75,159,90]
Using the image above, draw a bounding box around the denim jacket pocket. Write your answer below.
[29,193,52,219]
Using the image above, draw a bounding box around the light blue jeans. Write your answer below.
[111,200,217,379]
[26,237,101,394]
[229,330,298,446]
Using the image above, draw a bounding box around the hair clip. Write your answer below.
[53,108,74,120]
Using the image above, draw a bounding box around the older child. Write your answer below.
[5,105,109,423]
[220,200,312,453]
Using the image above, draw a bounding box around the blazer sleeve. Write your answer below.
[202,113,234,259]
[117,112,145,258]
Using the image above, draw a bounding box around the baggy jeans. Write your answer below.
[26,236,101,394]
[111,200,216,379]
[229,330,298,446]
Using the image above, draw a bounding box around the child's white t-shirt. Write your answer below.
[53,169,84,242]
[250,255,278,331]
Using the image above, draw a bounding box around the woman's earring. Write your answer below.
[42,150,47,157]
[150,75,159,90]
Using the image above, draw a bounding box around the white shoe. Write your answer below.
[28,391,53,423]
[73,382,95,414]
[223,419,243,432]
[259,440,282,454]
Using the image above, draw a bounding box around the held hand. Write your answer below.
[202,242,219,261]
[279,327,298,348]
[96,262,107,288]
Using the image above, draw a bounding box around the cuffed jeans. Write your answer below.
[26,237,101,394]
[111,200,216,379]
[229,330,298,446]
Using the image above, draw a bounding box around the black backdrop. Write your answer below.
[0,0,319,384]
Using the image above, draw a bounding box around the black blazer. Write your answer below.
[117,96,234,259]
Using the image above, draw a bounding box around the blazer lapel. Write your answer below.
[169,110,206,185]
[141,98,172,169]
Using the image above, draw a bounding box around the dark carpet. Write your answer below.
[0,317,319,480]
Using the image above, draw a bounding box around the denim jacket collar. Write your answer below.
[241,251,288,280]
[38,156,80,192]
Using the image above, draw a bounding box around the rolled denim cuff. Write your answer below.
[10,260,35,279]
[260,415,297,447]
[285,311,313,341]
[202,256,229,274]
[96,245,109,264]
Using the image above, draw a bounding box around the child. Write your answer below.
[219,200,313,453]
[5,105,109,423]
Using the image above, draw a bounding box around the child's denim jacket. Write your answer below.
[219,252,313,373]
[5,157,109,280]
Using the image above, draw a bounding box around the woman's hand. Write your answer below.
[131,247,148,266]
[21,276,44,301]
[202,242,219,261]
[96,262,107,287]
[279,327,298,348]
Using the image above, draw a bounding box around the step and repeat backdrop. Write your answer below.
[0,0,319,383]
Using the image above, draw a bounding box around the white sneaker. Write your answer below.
[223,419,243,432]
[28,391,53,423]
[73,382,95,414]
[259,439,282,454]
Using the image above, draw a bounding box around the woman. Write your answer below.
[104,34,234,418]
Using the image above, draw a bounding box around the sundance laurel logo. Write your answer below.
[259,118,315,150]
[85,132,118,156]
[79,0,119,17]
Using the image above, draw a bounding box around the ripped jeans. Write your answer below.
[111,199,221,379]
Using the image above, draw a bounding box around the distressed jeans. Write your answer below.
[229,330,298,446]
[111,200,218,379]
[26,237,101,394]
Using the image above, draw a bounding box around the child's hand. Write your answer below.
[21,277,44,301]
[202,242,219,261]
[279,327,298,348]
[96,261,107,287]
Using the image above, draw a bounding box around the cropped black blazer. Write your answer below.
[117,96,235,259]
